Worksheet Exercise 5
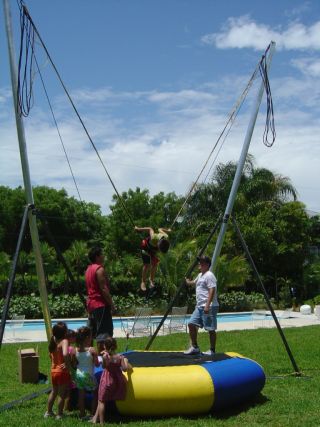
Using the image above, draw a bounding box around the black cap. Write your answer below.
[197,255,211,266]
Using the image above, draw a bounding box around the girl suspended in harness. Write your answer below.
[134,226,171,293]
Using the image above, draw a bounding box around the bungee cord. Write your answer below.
[17,0,35,117]
[170,42,276,229]
[169,63,260,229]
[16,1,276,237]
[13,4,279,348]
[17,1,136,228]
[259,43,276,147]
[17,0,89,222]
[34,55,83,203]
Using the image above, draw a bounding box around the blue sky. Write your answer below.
[1,0,320,214]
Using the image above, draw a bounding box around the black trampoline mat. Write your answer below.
[124,351,232,367]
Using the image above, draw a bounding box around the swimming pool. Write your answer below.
[12,313,255,332]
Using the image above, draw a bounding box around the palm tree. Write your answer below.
[184,155,297,226]
[215,254,250,293]
[159,240,198,298]
[64,241,88,293]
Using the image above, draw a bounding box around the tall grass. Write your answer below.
[0,326,319,426]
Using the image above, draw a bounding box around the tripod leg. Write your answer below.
[231,216,300,376]
[0,204,30,349]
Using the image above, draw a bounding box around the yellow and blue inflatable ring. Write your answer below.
[94,351,265,416]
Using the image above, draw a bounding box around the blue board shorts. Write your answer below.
[188,306,218,331]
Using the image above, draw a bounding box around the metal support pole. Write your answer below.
[0,205,30,349]
[232,216,301,376]
[3,0,52,340]
[211,42,276,271]
[145,215,222,350]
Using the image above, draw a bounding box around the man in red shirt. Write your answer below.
[85,247,114,338]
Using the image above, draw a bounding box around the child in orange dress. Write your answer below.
[91,337,131,424]
[45,322,72,420]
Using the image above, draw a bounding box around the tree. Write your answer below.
[160,240,198,298]
[184,154,297,229]
[0,186,27,253]
[0,251,10,297]
[34,186,106,251]
[105,187,183,256]
[183,156,317,300]
[215,254,250,293]
[0,185,107,253]
[63,240,88,294]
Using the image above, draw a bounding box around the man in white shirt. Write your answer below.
[184,255,219,355]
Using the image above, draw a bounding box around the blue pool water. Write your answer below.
[18,313,254,332]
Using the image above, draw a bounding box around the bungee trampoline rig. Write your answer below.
[0,0,303,418]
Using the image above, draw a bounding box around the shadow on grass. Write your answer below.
[214,392,269,420]
[86,393,269,424]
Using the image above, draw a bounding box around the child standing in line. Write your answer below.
[74,326,100,420]
[134,226,171,292]
[91,337,131,424]
[45,322,71,420]
[65,329,78,411]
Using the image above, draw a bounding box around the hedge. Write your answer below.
[0,291,269,319]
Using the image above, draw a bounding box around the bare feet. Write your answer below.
[140,282,147,292]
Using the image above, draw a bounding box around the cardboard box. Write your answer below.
[18,347,39,383]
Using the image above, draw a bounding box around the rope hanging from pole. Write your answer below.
[170,42,277,231]
[259,43,276,147]
[35,55,83,203]
[16,3,276,234]
[145,214,222,350]
[169,53,270,230]
[17,0,35,117]
[16,1,136,228]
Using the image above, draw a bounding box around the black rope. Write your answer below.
[16,2,136,228]
[0,387,51,412]
[170,63,259,229]
[35,55,83,203]
[259,43,276,147]
[17,0,35,117]
[146,214,222,350]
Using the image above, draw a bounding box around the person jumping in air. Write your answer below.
[134,226,171,292]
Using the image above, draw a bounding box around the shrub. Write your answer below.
[0,291,271,319]
[0,294,86,319]
[303,294,320,310]
[218,291,266,312]
[0,293,163,319]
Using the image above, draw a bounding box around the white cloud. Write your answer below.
[202,16,320,51]
[1,68,320,214]
[291,57,320,77]
[285,2,311,18]
[271,76,320,108]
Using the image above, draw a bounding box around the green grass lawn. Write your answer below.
[0,326,319,426]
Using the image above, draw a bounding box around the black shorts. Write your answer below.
[141,250,159,266]
[88,306,113,338]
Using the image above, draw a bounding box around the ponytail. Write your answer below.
[48,335,56,353]
[48,322,68,353]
